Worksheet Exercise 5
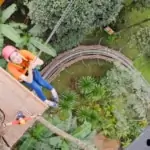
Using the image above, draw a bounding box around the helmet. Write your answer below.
[2,45,17,60]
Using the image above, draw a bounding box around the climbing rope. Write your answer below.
[37,0,74,58]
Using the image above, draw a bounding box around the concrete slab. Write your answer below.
[0,67,47,147]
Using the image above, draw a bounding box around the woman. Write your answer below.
[2,45,59,108]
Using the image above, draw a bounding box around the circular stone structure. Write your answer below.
[42,45,134,81]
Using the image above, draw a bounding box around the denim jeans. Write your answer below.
[24,69,53,101]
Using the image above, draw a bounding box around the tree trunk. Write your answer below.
[38,117,96,150]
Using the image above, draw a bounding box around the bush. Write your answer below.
[26,0,124,51]
[100,62,150,119]
[134,27,150,56]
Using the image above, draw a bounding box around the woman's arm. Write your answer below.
[31,57,44,69]
[20,63,33,83]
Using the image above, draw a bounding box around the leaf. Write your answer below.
[36,142,51,150]
[70,117,77,131]
[9,22,27,30]
[0,59,6,68]
[72,121,92,139]
[0,33,4,50]
[78,76,96,95]
[30,37,56,57]
[29,24,47,36]
[30,123,53,140]
[49,137,62,147]
[1,24,22,44]
[27,42,38,54]
[19,137,37,150]
[1,4,17,23]
[61,141,70,150]
[85,130,97,140]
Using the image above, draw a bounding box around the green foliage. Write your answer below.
[136,0,150,7]
[0,4,22,67]
[133,27,150,56]
[26,0,124,51]
[100,62,150,119]
[72,121,92,139]
[0,4,56,68]
[0,4,22,46]
[17,112,96,150]
[77,107,100,127]
[59,91,77,111]
[78,76,96,95]
[1,4,17,23]
[87,84,108,102]
[16,65,149,149]
[19,135,37,150]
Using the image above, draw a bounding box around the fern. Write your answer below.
[78,76,96,95]
[60,91,78,103]
[87,84,107,102]
[59,100,74,111]
[77,107,91,122]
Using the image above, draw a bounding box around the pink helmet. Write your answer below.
[2,45,17,60]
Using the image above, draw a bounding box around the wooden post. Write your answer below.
[38,117,97,150]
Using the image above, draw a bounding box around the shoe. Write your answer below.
[51,89,59,102]
[52,97,59,103]
[44,100,58,108]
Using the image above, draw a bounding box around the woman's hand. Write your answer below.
[30,58,44,69]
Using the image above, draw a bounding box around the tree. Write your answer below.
[0,4,56,68]
[100,62,150,119]
[26,0,124,51]
[133,27,150,56]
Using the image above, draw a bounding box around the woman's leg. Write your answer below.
[24,80,58,107]
[24,80,47,101]
[33,69,53,90]
[33,69,59,101]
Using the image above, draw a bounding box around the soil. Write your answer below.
[93,134,121,150]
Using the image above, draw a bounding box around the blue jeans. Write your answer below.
[24,69,53,101]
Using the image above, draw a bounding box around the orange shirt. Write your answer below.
[0,0,4,6]
[7,50,36,80]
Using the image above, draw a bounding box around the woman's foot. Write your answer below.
[44,100,58,108]
[51,88,59,102]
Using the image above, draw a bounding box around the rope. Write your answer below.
[36,0,74,58]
